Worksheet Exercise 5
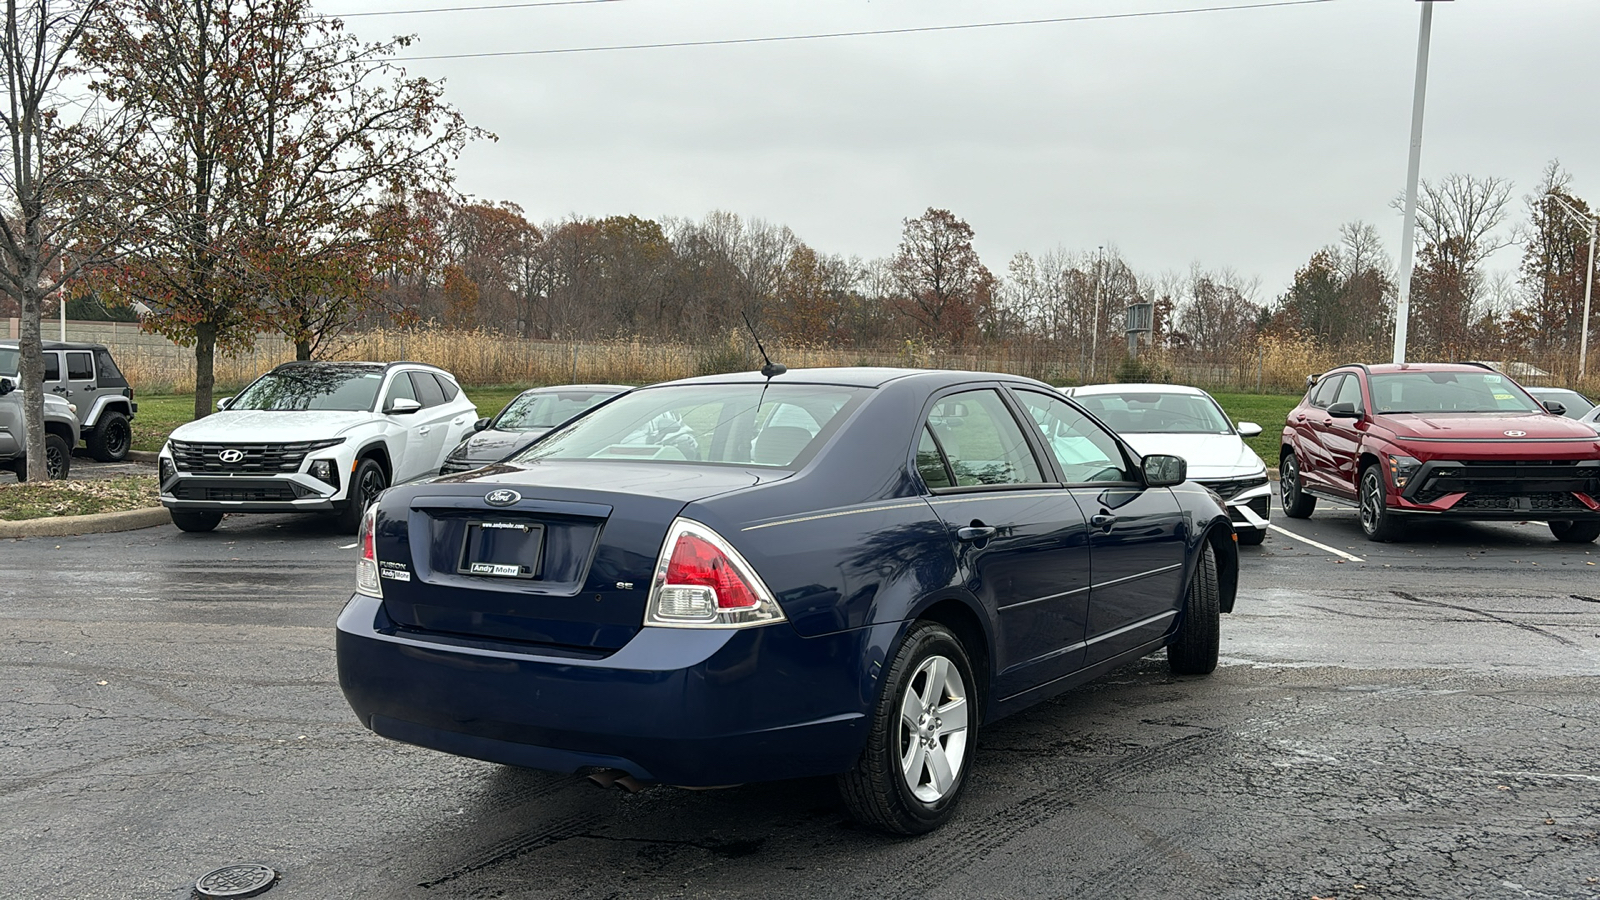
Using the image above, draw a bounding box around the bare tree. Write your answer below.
[0,0,139,480]
[1396,174,1514,356]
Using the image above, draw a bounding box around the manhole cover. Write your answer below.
[194,864,278,898]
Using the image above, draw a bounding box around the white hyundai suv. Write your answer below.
[158,361,477,533]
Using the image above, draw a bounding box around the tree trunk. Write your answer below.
[193,322,217,420]
[18,286,49,481]
[295,338,311,360]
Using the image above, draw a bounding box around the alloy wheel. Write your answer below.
[1282,458,1300,502]
[357,466,386,510]
[897,654,970,803]
[45,445,66,478]
[1360,470,1383,534]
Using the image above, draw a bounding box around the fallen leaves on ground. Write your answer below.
[0,475,159,520]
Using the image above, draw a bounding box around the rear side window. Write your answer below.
[94,349,124,384]
[409,371,447,408]
[924,389,1044,488]
[431,373,459,401]
[66,352,93,381]
[916,426,954,489]
[43,353,59,382]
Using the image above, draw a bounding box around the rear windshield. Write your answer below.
[1073,391,1232,434]
[229,368,384,412]
[515,383,866,468]
[495,389,623,431]
[1368,372,1541,414]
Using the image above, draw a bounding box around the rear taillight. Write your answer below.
[356,503,382,598]
[645,518,784,629]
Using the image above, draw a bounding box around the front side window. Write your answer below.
[516,383,864,468]
[1369,371,1542,414]
[1308,375,1343,409]
[230,368,385,412]
[382,372,418,409]
[1334,374,1364,411]
[922,389,1043,488]
[1015,390,1132,483]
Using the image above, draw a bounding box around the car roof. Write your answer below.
[657,367,1050,390]
[269,360,451,376]
[1344,362,1498,376]
[0,340,111,352]
[516,384,632,395]
[1070,382,1208,396]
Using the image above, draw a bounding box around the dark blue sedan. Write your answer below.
[337,367,1238,834]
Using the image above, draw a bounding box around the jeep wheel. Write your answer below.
[1279,454,1315,518]
[336,458,387,533]
[13,434,71,481]
[1549,520,1600,544]
[87,410,132,462]
[170,509,223,533]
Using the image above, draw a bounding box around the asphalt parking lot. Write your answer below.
[3,491,1598,900]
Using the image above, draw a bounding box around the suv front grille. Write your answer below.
[169,439,344,473]
[170,481,307,502]
[1410,459,1600,503]
[1196,475,1269,502]
[1452,492,1588,512]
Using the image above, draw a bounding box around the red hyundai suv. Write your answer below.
[1279,363,1600,542]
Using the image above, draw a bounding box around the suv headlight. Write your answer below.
[1387,454,1421,489]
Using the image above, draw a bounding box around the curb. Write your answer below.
[0,506,170,539]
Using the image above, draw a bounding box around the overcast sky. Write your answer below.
[332,0,1600,304]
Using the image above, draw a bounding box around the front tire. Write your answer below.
[1167,541,1220,675]
[838,622,976,835]
[336,458,387,534]
[13,434,71,481]
[86,410,132,462]
[1236,525,1266,546]
[1549,520,1600,543]
[1358,464,1403,542]
[1279,454,1316,518]
[170,509,223,533]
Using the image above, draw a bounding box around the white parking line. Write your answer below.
[1267,524,1365,563]
[339,542,358,550]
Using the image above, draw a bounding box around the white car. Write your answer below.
[158,361,477,533]
[1066,383,1270,545]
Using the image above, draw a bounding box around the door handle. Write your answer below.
[956,525,997,542]
[1294,413,1306,421]
[1320,419,1332,426]
[52,386,68,394]
[1090,512,1117,531]
[417,427,431,435]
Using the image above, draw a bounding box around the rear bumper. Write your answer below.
[335,594,888,785]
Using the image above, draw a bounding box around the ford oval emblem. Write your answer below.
[1503,430,1526,437]
[218,448,245,463]
[485,489,521,507]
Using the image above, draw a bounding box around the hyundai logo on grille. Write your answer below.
[218,449,246,463]
[1503,430,1527,437]
[485,489,521,506]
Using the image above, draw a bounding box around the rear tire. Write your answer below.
[1167,541,1220,676]
[1279,454,1315,518]
[86,410,132,462]
[838,621,976,835]
[336,458,387,534]
[1549,520,1600,543]
[13,434,71,481]
[170,509,223,533]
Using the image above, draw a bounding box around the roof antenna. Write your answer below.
[741,310,786,379]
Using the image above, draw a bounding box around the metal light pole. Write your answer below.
[1547,193,1598,380]
[1089,246,1103,381]
[1393,1,1440,365]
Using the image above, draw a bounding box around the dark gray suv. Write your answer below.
[0,340,137,461]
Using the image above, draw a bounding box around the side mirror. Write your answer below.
[385,397,423,416]
[1142,453,1187,488]
[1236,421,1262,437]
[1327,402,1361,419]
[473,417,491,432]
[1543,400,1567,416]
[0,377,12,397]
[216,396,233,412]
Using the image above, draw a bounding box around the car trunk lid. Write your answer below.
[376,461,786,651]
